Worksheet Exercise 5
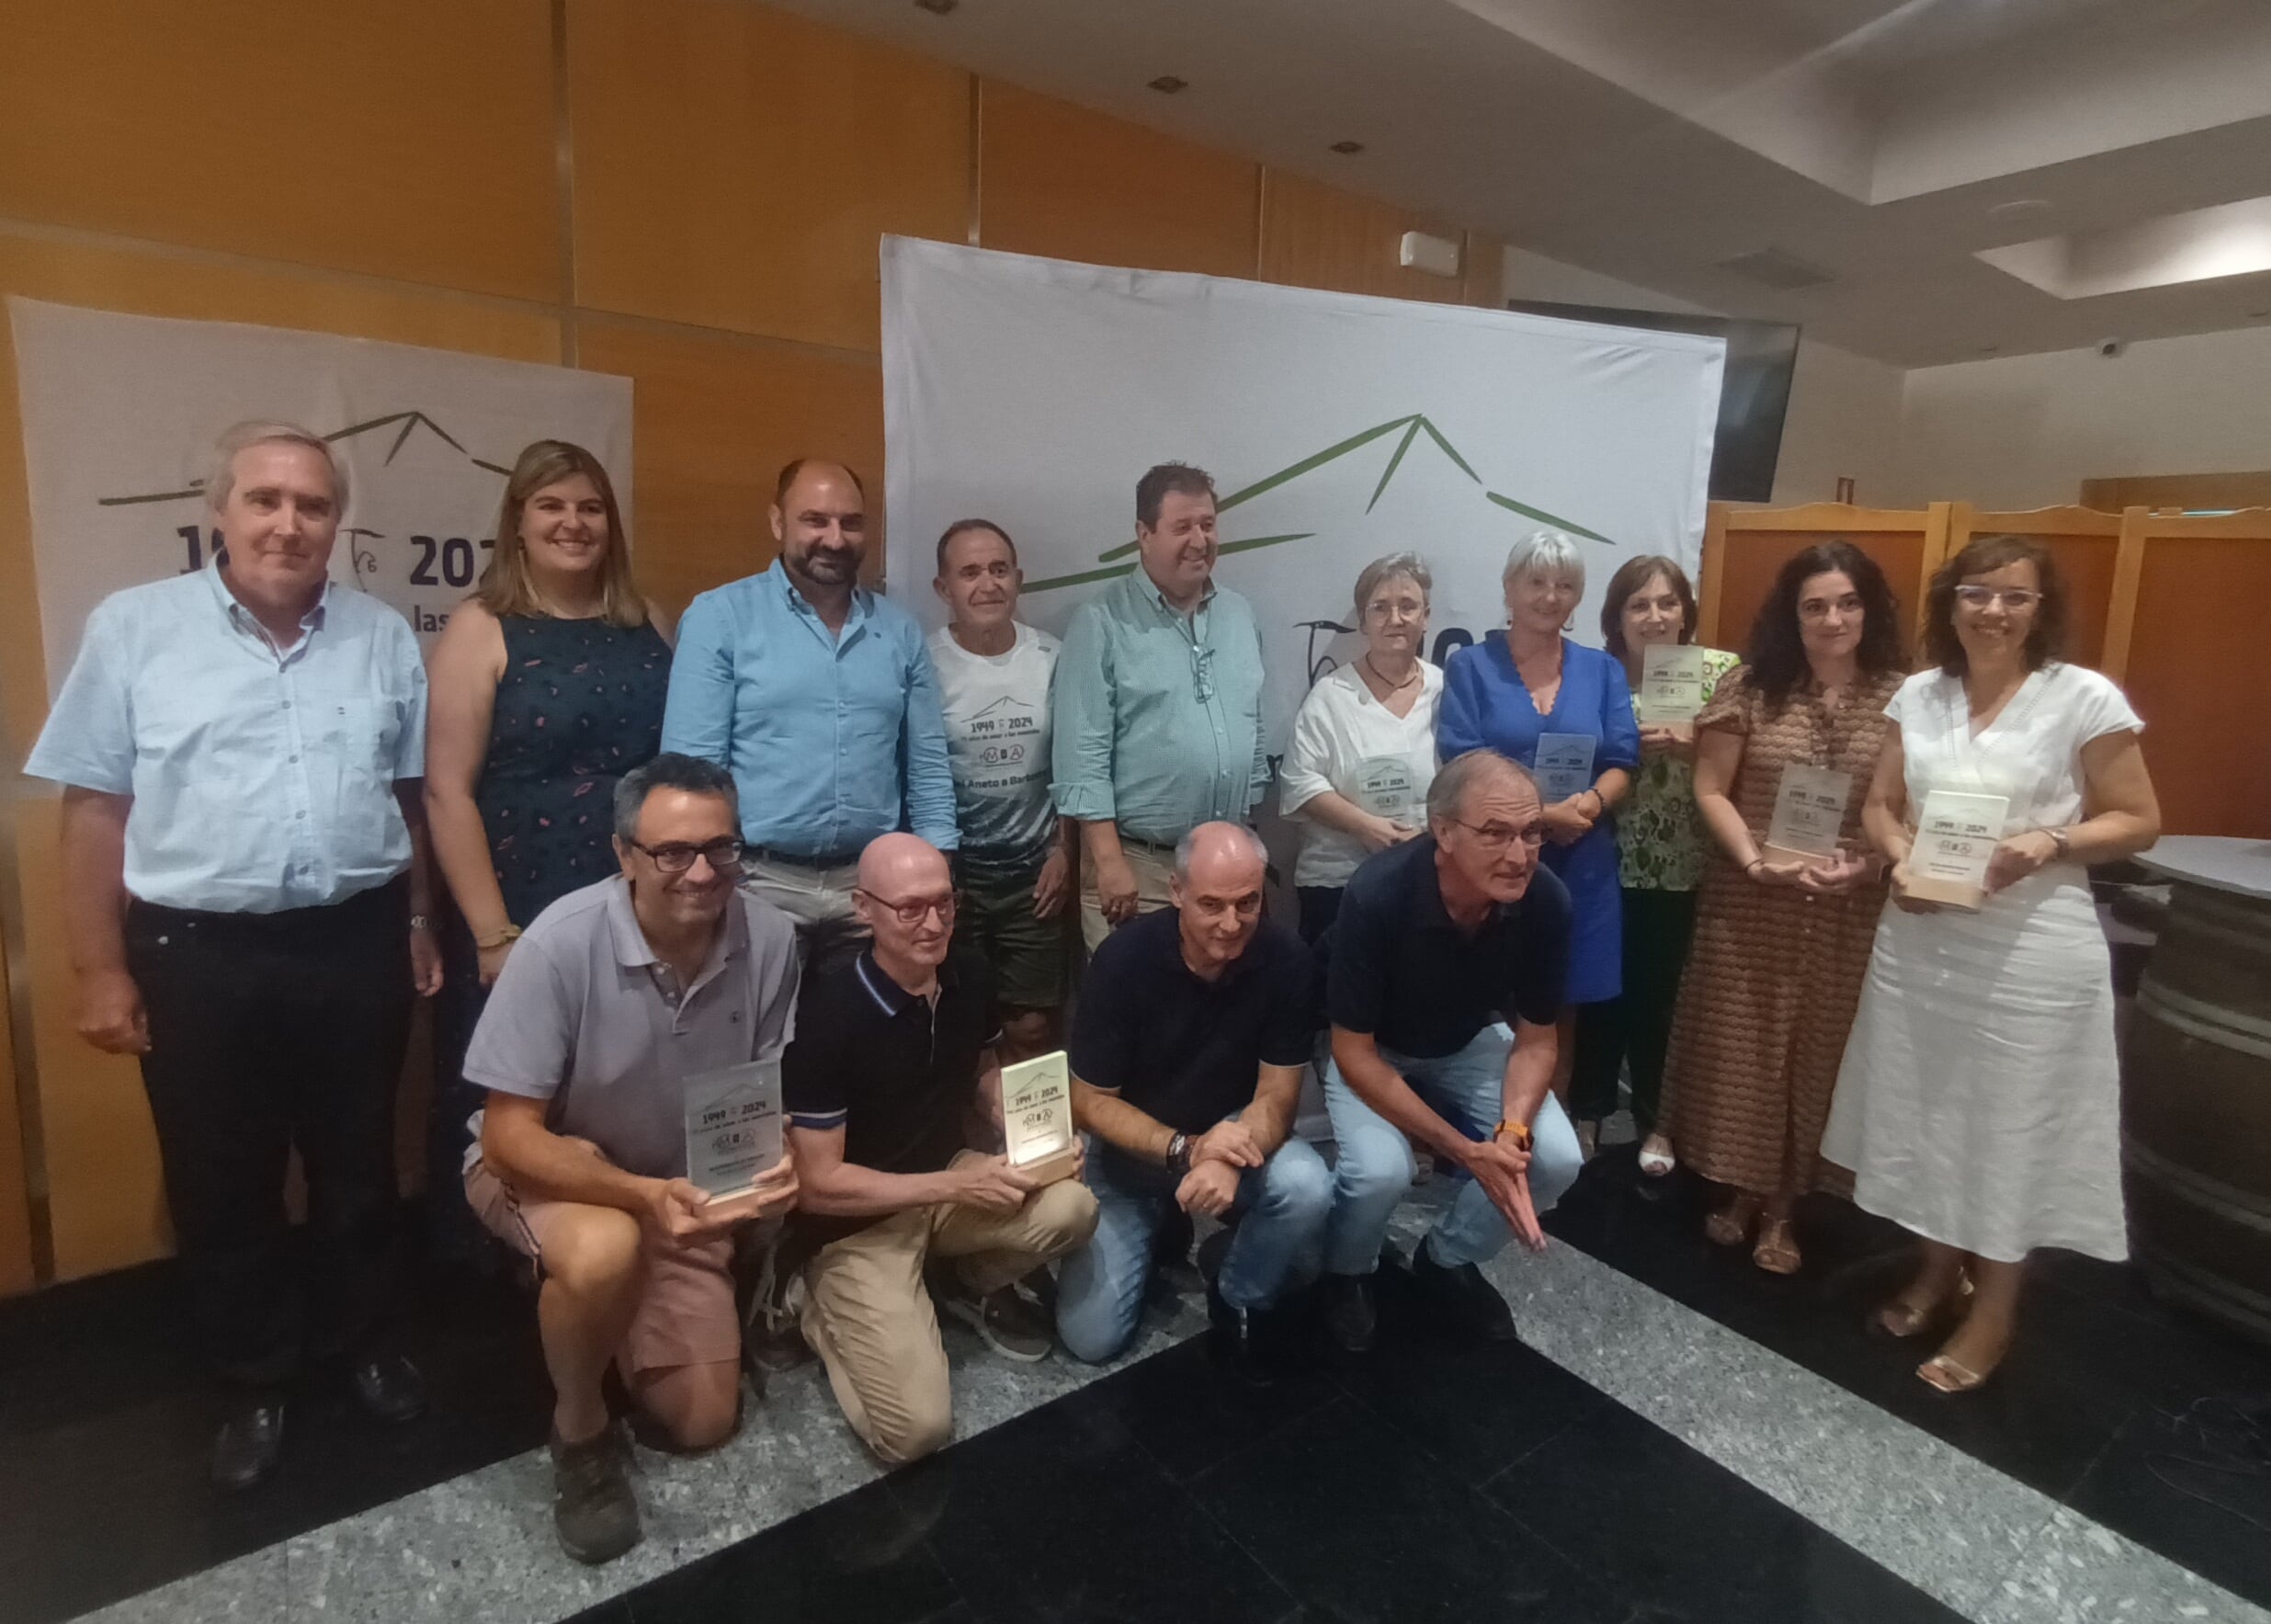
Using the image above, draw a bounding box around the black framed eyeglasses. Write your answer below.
[855,887,959,926]
[627,836,745,875]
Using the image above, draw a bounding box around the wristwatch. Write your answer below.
[2047,826,2072,862]
[1165,1132,1193,1176]
[1493,1119,1533,1151]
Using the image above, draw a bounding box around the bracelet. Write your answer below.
[1493,1119,1533,1151]
[1165,1132,1192,1177]
[475,924,524,950]
[1744,857,1766,878]
[408,914,433,933]
[2047,827,2072,861]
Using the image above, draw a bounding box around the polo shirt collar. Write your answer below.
[605,875,744,984]
[853,948,957,1017]
[1409,837,1512,935]
[1130,566,1216,623]
[207,557,331,638]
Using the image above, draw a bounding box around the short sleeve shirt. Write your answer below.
[783,945,999,1244]
[463,876,801,1179]
[1324,835,1571,1059]
[1069,909,1318,1133]
[927,622,1062,864]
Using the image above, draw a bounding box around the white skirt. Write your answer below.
[1822,868,2127,1263]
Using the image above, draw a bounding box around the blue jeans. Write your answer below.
[1056,1135,1334,1364]
[1322,1023,1583,1276]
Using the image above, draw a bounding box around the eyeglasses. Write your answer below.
[1447,818,1546,852]
[1190,642,1215,704]
[1953,585,2041,610]
[855,887,959,926]
[628,836,745,875]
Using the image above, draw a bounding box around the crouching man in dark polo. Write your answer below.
[464,754,801,1563]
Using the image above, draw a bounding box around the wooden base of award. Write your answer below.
[1900,870,1985,912]
[1012,1144,1080,1187]
[1760,842,1838,869]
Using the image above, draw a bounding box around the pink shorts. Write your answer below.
[465,1159,740,1377]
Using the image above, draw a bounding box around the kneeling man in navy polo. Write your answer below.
[1318,748,1584,1352]
[1055,823,1332,1384]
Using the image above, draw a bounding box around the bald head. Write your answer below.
[1172,822,1269,978]
[856,834,956,982]
[858,833,946,895]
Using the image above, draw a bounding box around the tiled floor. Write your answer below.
[6,1164,2270,1624]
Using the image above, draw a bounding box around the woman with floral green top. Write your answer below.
[1568,556,1738,1174]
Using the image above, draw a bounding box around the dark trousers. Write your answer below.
[425,914,497,1266]
[1570,886,1699,1136]
[1296,885,1345,947]
[126,878,414,1388]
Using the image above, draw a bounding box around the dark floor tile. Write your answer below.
[897,1389,1294,1624]
[2064,1403,2271,1609]
[1192,1396,1626,1624]
[1327,1270,1607,1484]
[1492,1403,1963,1624]
[1066,1331,1343,1483]
[619,1477,961,1624]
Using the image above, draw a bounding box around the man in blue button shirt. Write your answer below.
[662,459,956,969]
[27,421,443,1492]
[1052,463,1270,953]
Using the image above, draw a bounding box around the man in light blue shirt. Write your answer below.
[26,421,442,1493]
[663,458,955,967]
[1052,463,1270,952]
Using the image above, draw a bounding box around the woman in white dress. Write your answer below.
[1279,551,1443,943]
[1824,535,2161,1393]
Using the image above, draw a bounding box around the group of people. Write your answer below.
[28,419,2158,1570]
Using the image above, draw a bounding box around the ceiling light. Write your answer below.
[1330,140,1365,155]
[1148,75,1187,94]
[1986,199,2052,222]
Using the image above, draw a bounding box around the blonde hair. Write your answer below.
[475,440,647,628]
[1502,529,1586,597]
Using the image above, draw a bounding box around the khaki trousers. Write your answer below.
[798,1156,1097,1464]
[1076,839,1177,954]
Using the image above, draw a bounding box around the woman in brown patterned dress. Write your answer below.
[1658,541,1905,1274]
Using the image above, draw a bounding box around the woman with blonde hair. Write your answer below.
[423,439,672,1260]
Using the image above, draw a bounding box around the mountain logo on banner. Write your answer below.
[1020,411,1612,596]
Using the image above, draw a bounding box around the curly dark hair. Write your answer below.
[1745,540,1905,709]
[1922,535,2067,676]
[1599,553,1698,661]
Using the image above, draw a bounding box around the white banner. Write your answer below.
[880,236,1722,761]
[9,299,632,695]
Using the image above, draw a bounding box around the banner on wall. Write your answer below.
[8,298,633,695]
[880,235,1723,757]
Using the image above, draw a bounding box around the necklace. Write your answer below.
[1362,653,1421,693]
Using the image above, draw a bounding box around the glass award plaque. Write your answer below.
[1349,755,1420,823]
[1533,732,1597,803]
[1762,763,1853,866]
[1636,644,1708,725]
[683,1058,782,1199]
[1001,1050,1078,1185]
[1904,790,2010,911]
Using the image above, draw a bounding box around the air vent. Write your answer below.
[1715,248,1834,290]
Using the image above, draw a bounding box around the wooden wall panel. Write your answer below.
[571,0,969,353]
[2122,537,2271,839]
[0,0,560,302]
[1710,530,1925,659]
[1260,171,1475,304]
[977,84,1258,278]
[577,320,884,616]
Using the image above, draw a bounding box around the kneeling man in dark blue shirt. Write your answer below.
[1319,749,1583,1352]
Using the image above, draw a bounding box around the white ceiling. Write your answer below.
[770,0,2271,366]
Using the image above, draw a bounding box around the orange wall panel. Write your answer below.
[570,0,969,353]
[1260,171,1475,304]
[2123,538,2271,838]
[978,84,1258,278]
[0,0,561,302]
[1711,530,1925,660]
[2033,534,2118,672]
[577,319,884,616]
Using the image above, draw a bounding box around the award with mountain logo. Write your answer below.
[1350,755,1421,824]
[683,1059,782,1199]
[1903,790,2009,912]
[1533,733,1597,804]
[1636,643,1709,724]
[1762,764,1852,866]
[1001,1050,1078,1185]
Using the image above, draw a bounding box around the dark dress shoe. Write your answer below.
[1321,1272,1378,1354]
[211,1396,286,1492]
[1207,1277,1275,1388]
[348,1354,428,1425]
[1412,1245,1517,1342]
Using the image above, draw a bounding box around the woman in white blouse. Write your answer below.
[1824,535,2160,1393]
[1280,552,1445,942]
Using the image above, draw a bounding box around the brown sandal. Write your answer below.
[1705,1193,1761,1248]
[1870,1272,1973,1340]
[1917,1353,1991,1393]
[1753,1216,1801,1276]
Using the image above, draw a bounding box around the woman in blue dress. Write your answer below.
[1439,530,1640,1148]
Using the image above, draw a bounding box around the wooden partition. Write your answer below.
[1697,502,1950,653]
[1698,501,2271,840]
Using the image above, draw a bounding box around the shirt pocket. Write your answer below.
[315,694,403,781]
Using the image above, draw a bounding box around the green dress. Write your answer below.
[1615,648,1742,891]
